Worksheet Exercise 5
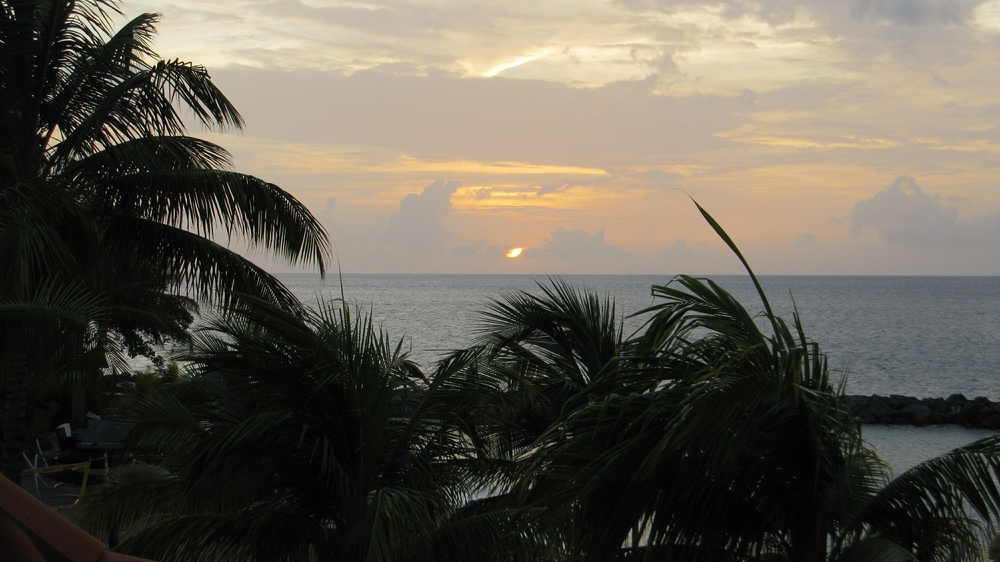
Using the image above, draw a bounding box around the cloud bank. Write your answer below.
[452,238,507,258]
[387,179,461,250]
[851,176,1000,249]
[526,227,627,259]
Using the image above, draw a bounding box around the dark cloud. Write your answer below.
[850,176,1000,249]
[452,238,507,258]
[387,179,461,250]
[525,227,627,259]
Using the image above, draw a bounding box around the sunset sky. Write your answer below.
[127,0,1000,275]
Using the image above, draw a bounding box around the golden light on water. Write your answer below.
[505,247,523,258]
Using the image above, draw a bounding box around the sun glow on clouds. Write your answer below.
[483,54,543,77]
[144,0,1000,274]
[130,0,836,93]
[203,135,608,177]
[454,184,619,212]
[398,158,607,176]
[974,0,1000,31]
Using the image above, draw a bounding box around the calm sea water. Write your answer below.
[277,273,1000,472]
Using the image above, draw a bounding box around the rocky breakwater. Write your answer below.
[844,394,1000,429]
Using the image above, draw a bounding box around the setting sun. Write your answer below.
[505,247,522,258]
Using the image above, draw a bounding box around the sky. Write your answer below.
[125,0,1000,275]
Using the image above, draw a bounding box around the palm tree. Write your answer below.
[0,281,126,487]
[516,273,1000,561]
[76,196,1000,560]
[430,279,682,560]
[0,0,329,479]
[470,280,636,445]
[471,204,1000,561]
[79,296,515,561]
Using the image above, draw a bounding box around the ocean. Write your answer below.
[277,273,1000,474]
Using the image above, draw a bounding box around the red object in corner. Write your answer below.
[0,474,155,562]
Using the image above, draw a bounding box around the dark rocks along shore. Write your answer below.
[843,394,1000,429]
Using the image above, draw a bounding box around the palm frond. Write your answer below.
[688,196,777,335]
[851,435,1000,561]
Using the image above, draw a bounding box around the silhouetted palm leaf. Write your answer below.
[464,202,1000,561]
[82,296,516,561]
[0,0,328,477]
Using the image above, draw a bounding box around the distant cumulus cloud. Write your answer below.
[850,176,1000,249]
[387,179,461,251]
[321,197,337,225]
[452,238,506,258]
[472,187,494,199]
[629,45,681,74]
[535,182,574,196]
[319,196,346,236]
[661,239,717,269]
[662,238,712,257]
[796,232,817,247]
[525,227,627,259]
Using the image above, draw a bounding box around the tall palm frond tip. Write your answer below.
[462,201,1000,561]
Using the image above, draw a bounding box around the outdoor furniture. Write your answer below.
[22,440,52,498]
[20,461,91,510]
